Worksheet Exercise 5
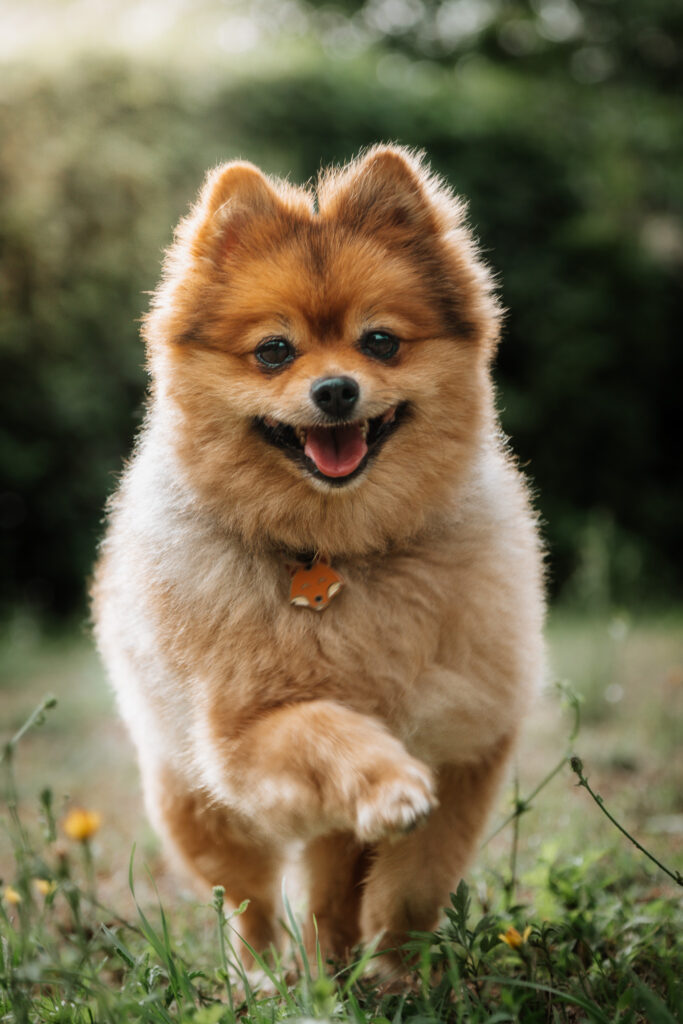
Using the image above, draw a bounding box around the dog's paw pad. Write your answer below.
[355,765,437,843]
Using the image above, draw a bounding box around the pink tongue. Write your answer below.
[304,424,368,478]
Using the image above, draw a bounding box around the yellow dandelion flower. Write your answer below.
[34,878,57,897]
[498,925,532,948]
[3,884,22,905]
[63,807,102,841]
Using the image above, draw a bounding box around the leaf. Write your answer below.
[451,880,471,924]
[100,922,136,969]
[633,980,678,1024]
[193,1006,228,1024]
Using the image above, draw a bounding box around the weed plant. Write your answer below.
[1,695,681,1023]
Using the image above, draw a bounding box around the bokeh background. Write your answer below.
[2,0,682,620]
[1,0,682,911]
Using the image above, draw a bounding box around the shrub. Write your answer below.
[1,46,680,615]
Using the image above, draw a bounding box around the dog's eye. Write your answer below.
[360,331,400,361]
[255,337,295,368]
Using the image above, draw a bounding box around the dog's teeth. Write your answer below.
[382,406,396,424]
[360,421,368,440]
[295,427,306,445]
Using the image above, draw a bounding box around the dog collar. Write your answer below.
[285,553,344,612]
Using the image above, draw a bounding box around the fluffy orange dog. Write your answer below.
[92,145,545,964]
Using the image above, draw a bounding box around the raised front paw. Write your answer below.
[353,753,437,844]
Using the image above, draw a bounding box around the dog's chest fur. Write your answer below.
[97,431,538,788]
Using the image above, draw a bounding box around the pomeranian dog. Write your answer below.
[92,145,545,966]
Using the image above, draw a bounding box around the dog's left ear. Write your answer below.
[319,146,461,241]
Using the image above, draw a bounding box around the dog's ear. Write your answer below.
[319,146,460,241]
[190,161,282,260]
[202,162,276,219]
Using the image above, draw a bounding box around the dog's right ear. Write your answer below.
[188,162,281,261]
[202,162,276,219]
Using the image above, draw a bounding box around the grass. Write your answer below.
[1,608,682,1022]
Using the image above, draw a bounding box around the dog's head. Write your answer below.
[145,146,501,556]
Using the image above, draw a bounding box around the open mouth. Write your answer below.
[254,403,408,486]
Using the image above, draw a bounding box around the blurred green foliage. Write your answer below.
[0,0,681,616]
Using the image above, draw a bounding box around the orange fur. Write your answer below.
[92,146,545,968]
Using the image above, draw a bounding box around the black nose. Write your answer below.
[311,376,360,419]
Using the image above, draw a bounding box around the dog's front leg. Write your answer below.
[193,698,438,843]
[360,738,514,968]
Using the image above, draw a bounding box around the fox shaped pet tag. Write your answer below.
[289,561,344,611]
